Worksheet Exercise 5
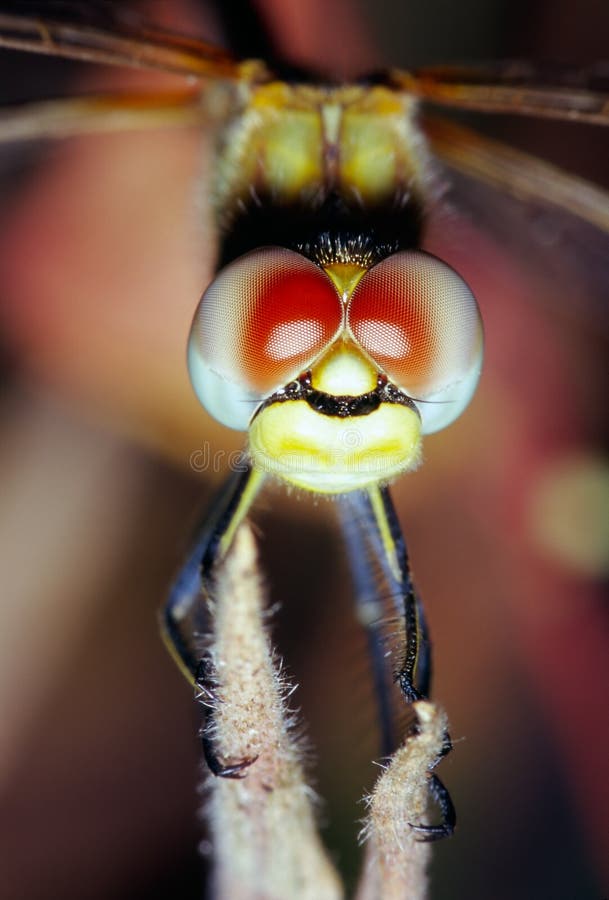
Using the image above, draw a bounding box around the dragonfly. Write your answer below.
[1,0,608,882]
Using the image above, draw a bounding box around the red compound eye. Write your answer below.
[189,247,343,395]
[348,250,482,395]
[347,251,483,432]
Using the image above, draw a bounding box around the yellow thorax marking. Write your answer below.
[214,81,427,227]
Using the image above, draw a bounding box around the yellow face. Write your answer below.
[188,248,483,494]
[247,311,423,492]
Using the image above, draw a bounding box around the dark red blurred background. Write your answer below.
[0,1,607,898]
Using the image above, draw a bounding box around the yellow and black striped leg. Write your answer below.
[339,485,455,840]
[161,461,264,777]
[367,485,431,703]
[371,485,455,840]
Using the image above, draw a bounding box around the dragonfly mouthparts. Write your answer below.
[253,372,419,421]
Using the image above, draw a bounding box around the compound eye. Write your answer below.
[347,251,483,433]
[188,247,343,430]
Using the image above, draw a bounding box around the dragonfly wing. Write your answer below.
[393,61,609,125]
[423,114,609,333]
[0,6,251,80]
[0,91,210,143]
[422,114,609,234]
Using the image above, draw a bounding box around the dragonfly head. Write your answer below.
[187,246,483,493]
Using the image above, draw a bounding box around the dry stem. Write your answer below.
[356,702,449,900]
[203,523,448,900]
[204,524,342,900]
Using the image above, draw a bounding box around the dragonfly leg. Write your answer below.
[414,593,432,701]
[410,773,456,841]
[367,486,438,706]
[339,487,432,703]
[340,485,455,837]
[374,487,456,838]
[194,658,259,779]
[161,461,264,778]
[338,491,401,756]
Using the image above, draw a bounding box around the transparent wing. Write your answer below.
[422,114,609,234]
[392,61,609,125]
[0,91,209,142]
[0,4,262,80]
[423,114,609,332]
[0,3,269,142]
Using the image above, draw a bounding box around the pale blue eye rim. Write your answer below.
[187,337,263,431]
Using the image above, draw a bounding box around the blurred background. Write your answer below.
[0,0,608,898]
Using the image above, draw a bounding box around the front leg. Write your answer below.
[339,484,455,840]
[161,461,264,776]
[373,485,455,839]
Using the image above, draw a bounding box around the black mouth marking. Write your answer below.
[254,373,419,420]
